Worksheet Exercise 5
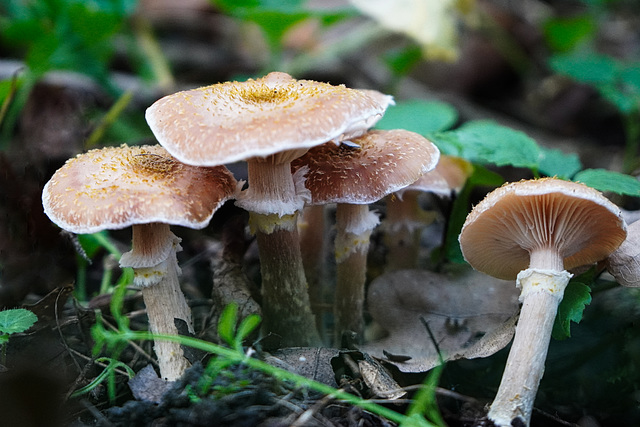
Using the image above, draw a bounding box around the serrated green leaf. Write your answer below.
[375,100,458,134]
[430,121,540,170]
[573,168,640,196]
[537,147,582,179]
[552,282,591,340]
[0,308,38,335]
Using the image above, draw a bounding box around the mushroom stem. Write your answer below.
[299,204,328,335]
[488,267,571,426]
[334,203,380,345]
[120,223,193,381]
[384,191,437,271]
[239,159,320,347]
[252,212,321,347]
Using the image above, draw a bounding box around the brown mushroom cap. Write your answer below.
[145,72,394,166]
[399,155,472,197]
[459,178,626,280]
[291,129,440,205]
[42,145,237,234]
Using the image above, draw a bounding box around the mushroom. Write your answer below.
[292,129,440,344]
[384,155,472,270]
[42,145,237,381]
[145,71,393,347]
[606,219,640,287]
[458,177,626,426]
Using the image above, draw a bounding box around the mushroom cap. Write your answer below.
[606,219,640,287]
[459,178,627,280]
[42,145,237,234]
[145,72,394,166]
[291,129,440,205]
[400,155,472,197]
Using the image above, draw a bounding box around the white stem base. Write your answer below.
[488,268,572,427]
[141,254,193,381]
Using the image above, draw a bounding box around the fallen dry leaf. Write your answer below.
[362,267,519,372]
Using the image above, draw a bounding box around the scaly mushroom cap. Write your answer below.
[606,219,640,287]
[459,178,626,280]
[291,129,440,205]
[145,71,394,166]
[42,145,237,234]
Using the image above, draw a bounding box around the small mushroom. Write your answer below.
[458,177,626,426]
[146,72,393,347]
[384,155,472,270]
[292,129,440,344]
[606,219,640,287]
[42,145,237,381]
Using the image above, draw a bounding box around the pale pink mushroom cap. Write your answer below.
[145,72,394,166]
[459,178,627,280]
[292,129,440,205]
[398,155,472,198]
[42,145,237,234]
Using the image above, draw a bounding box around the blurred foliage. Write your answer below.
[543,0,640,173]
[0,0,155,147]
[210,0,355,71]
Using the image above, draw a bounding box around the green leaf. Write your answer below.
[383,45,423,77]
[375,100,458,134]
[599,84,639,114]
[210,0,353,50]
[620,64,640,94]
[236,314,261,343]
[573,168,640,196]
[430,121,540,170]
[549,50,618,85]
[218,304,239,347]
[0,308,38,335]
[543,15,596,52]
[552,282,591,340]
[537,147,582,179]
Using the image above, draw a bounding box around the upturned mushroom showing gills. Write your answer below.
[42,145,237,381]
[458,177,626,426]
[292,129,440,345]
[146,71,393,347]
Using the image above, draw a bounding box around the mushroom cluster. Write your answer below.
[292,129,440,344]
[145,71,394,347]
[459,177,626,426]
